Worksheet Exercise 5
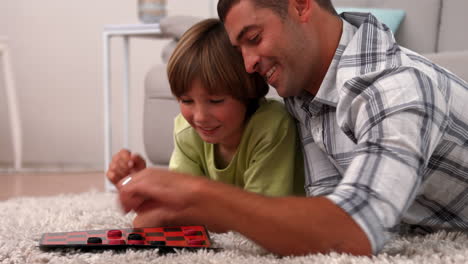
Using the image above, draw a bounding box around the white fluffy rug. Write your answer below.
[1,191,467,264]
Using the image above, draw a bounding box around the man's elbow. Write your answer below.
[271,237,372,257]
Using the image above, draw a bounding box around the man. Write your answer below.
[118,0,468,256]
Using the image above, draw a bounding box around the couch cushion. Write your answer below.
[159,16,204,63]
[332,0,442,54]
[161,39,178,64]
[143,64,178,165]
[159,16,204,39]
[424,50,468,83]
[438,0,468,52]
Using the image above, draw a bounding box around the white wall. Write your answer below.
[0,0,215,170]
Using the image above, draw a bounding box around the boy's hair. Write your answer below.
[218,0,337,22]
[167,18,268,111]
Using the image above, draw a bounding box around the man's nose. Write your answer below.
[241,47,260,74]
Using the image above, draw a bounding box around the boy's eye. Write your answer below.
[179,99,193,104]
[210,99,224,104]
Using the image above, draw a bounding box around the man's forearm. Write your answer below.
[194,181,372,256]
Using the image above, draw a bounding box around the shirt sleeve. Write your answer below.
[168,115,205,176]
[326,69,449,253]
[242,109,304,197]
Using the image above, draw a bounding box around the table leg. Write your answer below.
[103,33,115,191]
[123,36,130,149]
[0,43,22,170]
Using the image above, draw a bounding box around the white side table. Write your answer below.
[0,38,22,171]
[102,24,168,190]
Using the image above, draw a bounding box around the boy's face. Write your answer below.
[224,0,317,97]
[178,79,247,148]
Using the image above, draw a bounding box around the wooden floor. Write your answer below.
[0,171,106,200]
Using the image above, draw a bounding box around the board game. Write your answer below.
[39,225,217,253]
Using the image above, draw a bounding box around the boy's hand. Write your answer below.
[118,168,206,227]
[106,149,146,187]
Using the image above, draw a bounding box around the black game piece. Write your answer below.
[128,233,144,240]
[149,241,166,246]
[87,237,102,244]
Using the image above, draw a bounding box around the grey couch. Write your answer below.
[143,0,468,167]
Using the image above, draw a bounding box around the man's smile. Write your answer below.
[264,64,278,85]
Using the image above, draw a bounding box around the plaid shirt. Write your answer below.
[285,13,468,253]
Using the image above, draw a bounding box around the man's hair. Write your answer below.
[218,0,337,22]
[167,18,268,114]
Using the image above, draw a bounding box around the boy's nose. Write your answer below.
[193,106,210,123]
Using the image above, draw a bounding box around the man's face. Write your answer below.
[224,0,318,97]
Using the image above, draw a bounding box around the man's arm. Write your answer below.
[198,180,371,256]
[118,168,371,256]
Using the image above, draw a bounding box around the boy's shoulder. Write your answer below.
[246,98,295,136]
[174,114,191,132]
[173,114,191,134]
[251,98,293,123]
[173,114,203,145]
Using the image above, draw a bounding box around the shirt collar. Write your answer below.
[312,18,357,107]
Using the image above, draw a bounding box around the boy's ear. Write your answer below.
[292,0,313,22]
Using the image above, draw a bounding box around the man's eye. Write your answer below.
[249,34,260,43]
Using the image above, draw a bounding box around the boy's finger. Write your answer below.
[119,189,147,213]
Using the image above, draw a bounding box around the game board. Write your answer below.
[39,225,217,253]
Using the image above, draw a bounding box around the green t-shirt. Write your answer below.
[169,99,305,196]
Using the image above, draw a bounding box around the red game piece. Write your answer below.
[183,229,199,236]
[107,230,122,238]
[187,239,205,245]
[127,240,145,245]
[108,239,126,245]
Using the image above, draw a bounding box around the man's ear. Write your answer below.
[292,0,313,22]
